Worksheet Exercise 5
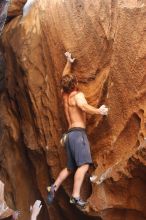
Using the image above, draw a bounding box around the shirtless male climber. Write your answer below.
[47,52,108,208]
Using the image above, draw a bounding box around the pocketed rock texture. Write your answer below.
[0,0,146,219]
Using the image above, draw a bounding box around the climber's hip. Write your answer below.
[60,127,93,170]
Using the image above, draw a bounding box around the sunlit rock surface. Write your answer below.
[0,0,146,219]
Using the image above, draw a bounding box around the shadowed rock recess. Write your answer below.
[0,0,146,219]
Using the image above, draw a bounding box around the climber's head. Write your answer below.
[61,74,78,94]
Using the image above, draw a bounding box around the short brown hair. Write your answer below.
[61,74,78,94]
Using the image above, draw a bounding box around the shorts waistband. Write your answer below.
[67,127,86,133]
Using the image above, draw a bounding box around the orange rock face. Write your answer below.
[0,0,146,220]
[8,0,26,17]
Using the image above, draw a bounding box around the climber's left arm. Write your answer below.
[62,52,75,77]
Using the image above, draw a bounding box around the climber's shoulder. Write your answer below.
[74,91,85,99]
[61,90,85,101]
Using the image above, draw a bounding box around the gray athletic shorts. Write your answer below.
[64,127,93,171]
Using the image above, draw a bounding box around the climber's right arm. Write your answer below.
[75,92,108,115]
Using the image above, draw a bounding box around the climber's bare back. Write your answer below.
[63,91,86,129]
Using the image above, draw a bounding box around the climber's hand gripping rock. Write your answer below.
[98,105,108,116]
[65,52,75,63]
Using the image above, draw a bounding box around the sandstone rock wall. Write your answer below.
[0,0,146,219]
[8,0,26,17]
